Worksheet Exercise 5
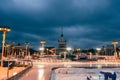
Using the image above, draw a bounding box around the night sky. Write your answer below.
[0,0,120,50]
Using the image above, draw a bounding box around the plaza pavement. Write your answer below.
[0,67,26,80]
[1,58,120,80]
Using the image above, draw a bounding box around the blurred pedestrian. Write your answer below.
[87,76,90,80]
[112,72,117,80]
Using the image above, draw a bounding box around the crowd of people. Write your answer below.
[87,72,117,80]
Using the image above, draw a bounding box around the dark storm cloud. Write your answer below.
[0,0,120,49]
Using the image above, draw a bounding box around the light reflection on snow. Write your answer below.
[38,65,44,68]
[38,69,44,80]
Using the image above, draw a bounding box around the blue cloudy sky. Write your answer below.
[0,0,120,50]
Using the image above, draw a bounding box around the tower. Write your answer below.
[56,27,67,54]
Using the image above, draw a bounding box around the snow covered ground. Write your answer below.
[51,68,120,80]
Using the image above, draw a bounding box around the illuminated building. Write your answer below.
[56,27,67,54]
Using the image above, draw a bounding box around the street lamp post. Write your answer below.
[46,48,48,55]
[77,48,81,54]
[77,48,81,59]
[0,27,10,66]
[89,52,92,60]
[40,40,46,56]
[25,41,29,56]
[104,48,107,56]
[39,47,44,56]
[64,52,67,59]
[112,41,118,58]
[96,48,101,59]
[66,47,72,58]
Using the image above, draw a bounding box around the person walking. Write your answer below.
[112,72,117,80]
[87,76,90,80]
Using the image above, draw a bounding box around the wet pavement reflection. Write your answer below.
[19,64,50,80]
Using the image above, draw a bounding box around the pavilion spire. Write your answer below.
[61,27,63,37]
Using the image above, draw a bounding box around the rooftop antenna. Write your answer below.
[61,27,63,37]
